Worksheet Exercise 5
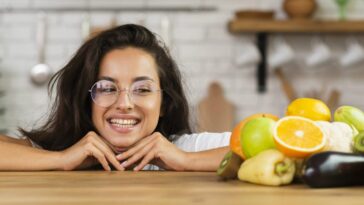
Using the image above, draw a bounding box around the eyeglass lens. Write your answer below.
[90,80,160,107]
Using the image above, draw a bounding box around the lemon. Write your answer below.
[286,98,331,121]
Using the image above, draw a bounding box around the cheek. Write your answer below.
[142,97,162,124]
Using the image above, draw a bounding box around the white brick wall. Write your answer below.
[1,0,364,135]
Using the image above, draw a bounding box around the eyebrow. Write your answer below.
[98,76,156,83]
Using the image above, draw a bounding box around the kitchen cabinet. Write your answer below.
[228,19,364,93]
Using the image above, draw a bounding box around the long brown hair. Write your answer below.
[20,24,191,151]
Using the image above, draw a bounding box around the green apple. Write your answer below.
[240,117,276,159]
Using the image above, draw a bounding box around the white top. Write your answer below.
[29,132,231,171]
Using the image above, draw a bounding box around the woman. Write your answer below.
[0,24,230,171]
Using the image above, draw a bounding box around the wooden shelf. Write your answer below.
[228,19,364,93]
[229,19,364,33]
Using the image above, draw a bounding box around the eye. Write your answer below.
[98,87,117,94]
[133,87,152,95]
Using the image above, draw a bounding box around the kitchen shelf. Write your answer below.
[228,19,364,93]
[0,6,216,13]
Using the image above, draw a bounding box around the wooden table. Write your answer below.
[0,171,363,205]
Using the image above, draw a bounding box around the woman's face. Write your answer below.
[92,47,162,152]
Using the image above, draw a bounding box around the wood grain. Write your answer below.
[197,82,235,132]
[229,19,364,33]
[0,171,363,205]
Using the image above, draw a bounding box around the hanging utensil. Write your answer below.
[30,12,52,86]
[274,67,297,102]
[327,89,341,111]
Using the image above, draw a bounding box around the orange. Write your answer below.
[273,116,326,158]
[286,98,331,121]
[230,113,279,159]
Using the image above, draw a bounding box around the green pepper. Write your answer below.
[238,149,295,186]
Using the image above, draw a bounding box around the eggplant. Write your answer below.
[301,151,364,188]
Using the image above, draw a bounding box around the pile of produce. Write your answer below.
[217,98,364,188]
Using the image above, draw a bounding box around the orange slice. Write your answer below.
[273,116,326,158]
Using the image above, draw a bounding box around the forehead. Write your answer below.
[98,47,160,85]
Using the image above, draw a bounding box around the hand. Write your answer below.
[59,131,124,171]
[116,132,189,171]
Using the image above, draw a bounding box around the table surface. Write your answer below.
[0,171,363,205]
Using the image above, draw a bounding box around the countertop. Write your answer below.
[0,171,363,205]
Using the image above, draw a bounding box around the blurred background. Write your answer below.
[0,0,364,135]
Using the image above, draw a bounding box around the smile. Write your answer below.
[109,118,140,128]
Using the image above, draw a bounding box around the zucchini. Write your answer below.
[301,151,364,188]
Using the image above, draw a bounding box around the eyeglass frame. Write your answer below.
[88,79,163,108]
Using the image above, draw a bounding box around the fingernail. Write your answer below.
[118,164,124,171]
[121,161,128,167]
[116,154,122,159]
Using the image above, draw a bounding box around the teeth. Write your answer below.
[110,119,138,127]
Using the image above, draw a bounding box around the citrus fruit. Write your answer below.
[230,113,279,159]
[240,117,277,159]
[286,98,331,121]
[273,116,326,158]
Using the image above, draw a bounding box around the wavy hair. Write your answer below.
[20,24,191,151]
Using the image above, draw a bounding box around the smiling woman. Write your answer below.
[0,24,230,171]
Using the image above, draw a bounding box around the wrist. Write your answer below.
[49,151,66,171]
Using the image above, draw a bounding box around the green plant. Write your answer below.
[335,0,349,20]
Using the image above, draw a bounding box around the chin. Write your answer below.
[105,133,138,149]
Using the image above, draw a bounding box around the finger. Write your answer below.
[87,133,125,171]
[117,134,157,160]
[133,150,156,171]
[121,140,155,168]
[86,145,111,171]
[92,140,124,171]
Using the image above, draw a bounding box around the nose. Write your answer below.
[114,89,134,110]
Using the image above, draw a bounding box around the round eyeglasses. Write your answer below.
[89,80,162,107]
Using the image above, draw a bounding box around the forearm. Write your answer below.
[184,146,229,172]
[0,134,31,146]
[0,140,62,171]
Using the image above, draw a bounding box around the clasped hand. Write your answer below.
[59,131,188,171]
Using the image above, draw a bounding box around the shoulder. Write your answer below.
[170,132,231,152]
